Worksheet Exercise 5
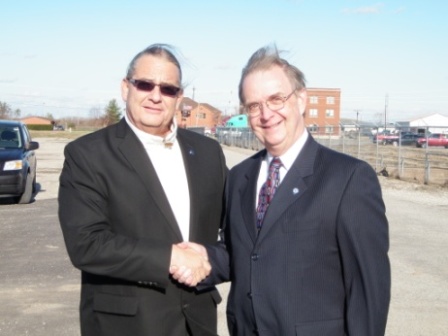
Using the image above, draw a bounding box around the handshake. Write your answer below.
[170,242,209,287]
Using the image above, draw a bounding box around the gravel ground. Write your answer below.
[0,137,447,336]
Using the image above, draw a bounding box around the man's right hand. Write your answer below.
[170,242,210,287]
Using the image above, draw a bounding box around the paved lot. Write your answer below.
[1,137,448,335]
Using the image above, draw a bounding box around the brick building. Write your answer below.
[305,88,341,136]
[20,116,53,125]
[176,97,222,132]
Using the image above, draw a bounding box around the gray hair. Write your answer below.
[126,43,183,86]
[238,44,306,104]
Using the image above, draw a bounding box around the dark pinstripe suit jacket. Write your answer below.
[58,118,227,336]
[207,134,390,336]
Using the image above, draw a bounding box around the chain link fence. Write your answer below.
[214,126,448,187]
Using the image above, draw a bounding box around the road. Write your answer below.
[1,137,447,335]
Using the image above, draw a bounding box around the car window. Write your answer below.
[0,127,22,149]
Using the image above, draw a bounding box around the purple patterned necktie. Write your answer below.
[256,157,282,230]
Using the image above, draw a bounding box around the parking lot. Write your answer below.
[1,136,448,335]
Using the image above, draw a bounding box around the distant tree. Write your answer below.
[13,108,21,118]
[46,113,55,121]
[89,106,102,120]
[89,106,103,127]
[0,101,12,119]
[104,99,122,125]
[374,112,383,126]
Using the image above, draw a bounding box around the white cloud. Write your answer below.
[392,6,406,14]
[342,3,384,15]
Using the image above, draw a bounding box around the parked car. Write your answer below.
[53,124,65,131]
[416,133,448,148]
[0,120,39,204]
[372,131,399,145]
[387,133,424,146]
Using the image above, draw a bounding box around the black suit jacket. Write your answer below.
[207,135,390,336]
[58,119,227,336]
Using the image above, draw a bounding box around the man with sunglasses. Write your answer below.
[58,44,227,336]
[174,45,391,335]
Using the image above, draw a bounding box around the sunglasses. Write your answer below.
[128,79,181,97]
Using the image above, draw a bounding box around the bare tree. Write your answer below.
[89,106,103,127]
[0,101,12,119]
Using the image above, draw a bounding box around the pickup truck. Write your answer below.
[372,132,399,145]
[416,133,448,148]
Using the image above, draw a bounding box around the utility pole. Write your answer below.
[192,87,196,101]
[384,94,388,132]
[354,109,360,132]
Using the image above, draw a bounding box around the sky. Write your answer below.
[1,0,447,123]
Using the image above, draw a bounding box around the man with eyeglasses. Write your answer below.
[173,45,391,335]
[58,44,227,336]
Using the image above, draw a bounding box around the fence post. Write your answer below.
[424,152,430,184]
[357,130,361,159]
[398,137,402,177]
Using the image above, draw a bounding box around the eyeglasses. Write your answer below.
[244,89,297,117]
[128,79,181,97]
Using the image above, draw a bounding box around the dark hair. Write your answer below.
[238,44,306,104]
[126,43,183,86]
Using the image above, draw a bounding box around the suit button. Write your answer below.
[247,292,252,299]
[251,253,259,261]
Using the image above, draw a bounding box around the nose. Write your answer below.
[259,102,275,120]
[147,85,162,102]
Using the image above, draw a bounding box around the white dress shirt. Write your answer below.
[125,115,191,241]
[255,131,309,207]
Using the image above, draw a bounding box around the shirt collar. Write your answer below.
[125,113,178,148]
[266,131,309,171]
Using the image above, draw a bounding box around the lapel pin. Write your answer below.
[292,188,299,195]
[189,149,195,155]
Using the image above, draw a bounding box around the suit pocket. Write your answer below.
[295,319,344,336]
[93,292,139,316]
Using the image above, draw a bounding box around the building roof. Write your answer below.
[180,97,221,115]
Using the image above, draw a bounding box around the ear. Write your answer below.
[297,89,307,115]
[175,90,184,111]
[121,78,129,102]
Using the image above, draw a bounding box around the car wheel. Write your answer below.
[18,172,34,204]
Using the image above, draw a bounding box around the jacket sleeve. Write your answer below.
[58,141,172,287]
[337,161,391,335]
[199,177,231,289]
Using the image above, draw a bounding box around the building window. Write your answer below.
[308,124,318,133]
[325,109,334,118]
[325,126,334,134]
[309,96,318,104]
[326,96,335,104]
[308,109,318,118]
[197,112,206,119]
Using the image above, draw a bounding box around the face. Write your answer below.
[242,65,307,156]
[121,54,183,136]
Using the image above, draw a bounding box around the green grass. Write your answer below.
[30,130,92,140]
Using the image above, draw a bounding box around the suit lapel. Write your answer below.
[257,137,320,241]
[115,120,182,240]
[241,152,264,243]
[176,131,198,240]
